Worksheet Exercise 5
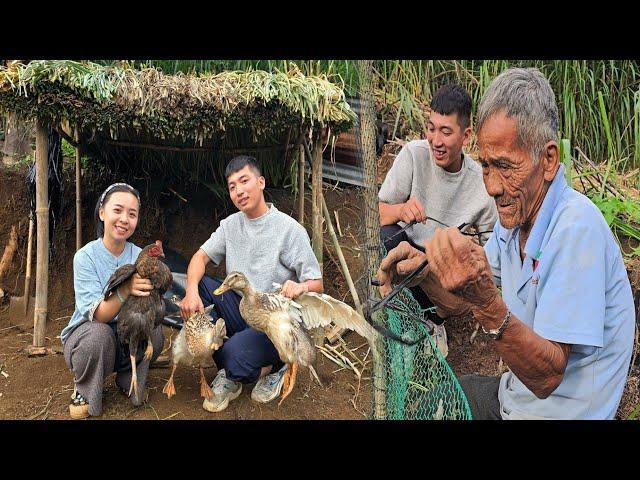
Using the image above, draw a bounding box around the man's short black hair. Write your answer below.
[430,83,472,130]
[225,155,262,179]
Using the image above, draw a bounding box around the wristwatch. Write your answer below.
[482,310,511,340]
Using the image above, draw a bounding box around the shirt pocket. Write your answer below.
[518,276,539,326]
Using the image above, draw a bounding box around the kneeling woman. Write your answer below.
[60,183,164,419]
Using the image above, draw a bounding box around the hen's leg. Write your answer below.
[128,354,138,398]
[199,367,214,399]
[162,364,178,399]
[278,362,298,406]
[128,343,139,399]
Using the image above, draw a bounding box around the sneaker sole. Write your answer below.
[251,381,285,404]
[202,384,243,413]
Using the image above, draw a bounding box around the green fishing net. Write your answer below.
[371,285,472,420]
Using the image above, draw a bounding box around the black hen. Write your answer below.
[104,240,173,399]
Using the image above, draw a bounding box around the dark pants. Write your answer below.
[381,224,442,325]
[458,374,502,420]
[198,275,284,383]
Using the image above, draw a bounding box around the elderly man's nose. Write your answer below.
[484,169,503,196]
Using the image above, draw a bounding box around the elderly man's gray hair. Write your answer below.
[477,68,559,164]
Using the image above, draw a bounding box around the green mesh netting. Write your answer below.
[372,286,472,420]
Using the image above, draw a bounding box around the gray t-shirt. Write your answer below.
[378,139,498,245]
[200,203,322,292]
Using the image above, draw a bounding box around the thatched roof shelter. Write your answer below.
[0,60,356,352]
[0,60,355,141]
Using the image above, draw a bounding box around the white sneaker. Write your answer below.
[251,364,288,403]
[426,319,448,358]
[202,369,242,413]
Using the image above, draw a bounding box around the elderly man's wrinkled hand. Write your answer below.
[423,227,500,310]
[376,241,428,297]
[420,270,473,319]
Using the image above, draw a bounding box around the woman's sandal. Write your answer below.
[69,385,90,419]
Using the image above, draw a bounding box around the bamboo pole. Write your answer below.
[358,60,386,419]
[310,131,325,347]
[100,138,297,154]
[321,194,362,314]
[298,143,305,224]
[322,194,363,343]
[75,127,82,251]
[33,119,49,348]
[311,132,323,269]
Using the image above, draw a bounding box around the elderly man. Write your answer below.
[377,68,635,419]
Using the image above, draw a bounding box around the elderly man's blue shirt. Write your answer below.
[484,165,635,419]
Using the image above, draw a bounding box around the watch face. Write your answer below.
[484,310,510,340]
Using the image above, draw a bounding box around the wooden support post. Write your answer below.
[298,143,305,224]
[75,127,82,251]
[311,133,323,270]
[358,60,386,419]
[32,119,49,349]
[310,132,324,348]
[322,194,363,343]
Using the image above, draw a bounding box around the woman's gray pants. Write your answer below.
[63,321,164,417]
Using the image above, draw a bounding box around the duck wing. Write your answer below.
[290,293,378,346]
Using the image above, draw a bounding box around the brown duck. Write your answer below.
[163,304,227,399]
[213,271,378,405]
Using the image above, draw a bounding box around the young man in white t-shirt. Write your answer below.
[378,84,497,356]
[180,155,323,412]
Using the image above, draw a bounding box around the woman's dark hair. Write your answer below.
[94,183,141,238]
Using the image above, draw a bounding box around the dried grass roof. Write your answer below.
[0,60,357,146]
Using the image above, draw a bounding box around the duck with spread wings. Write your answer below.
[213,271,378,405]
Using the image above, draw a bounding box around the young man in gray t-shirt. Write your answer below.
[378,84,497,356]
[180,155,323,413]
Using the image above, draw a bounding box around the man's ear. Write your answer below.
[462,126,472,147]
[542,141,560,182]
[258,176,265,190]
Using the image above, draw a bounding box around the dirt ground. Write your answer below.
[0,165,638,420]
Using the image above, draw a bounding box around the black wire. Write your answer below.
[369,221,468,313]
[385,219,492,246]
[368,258,430,314]
[363,300,428,346]
[460,230,493,237]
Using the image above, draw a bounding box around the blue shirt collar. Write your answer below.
[496,164,568,258]
[523,164,567,259]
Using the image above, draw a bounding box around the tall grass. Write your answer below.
[125,60,640,178]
